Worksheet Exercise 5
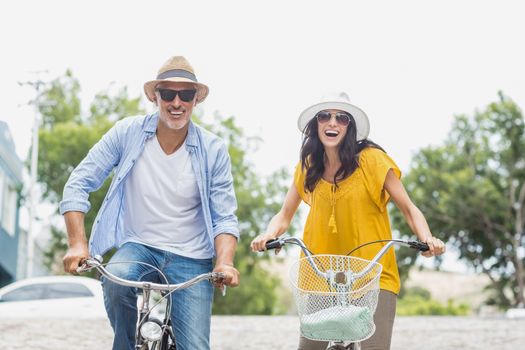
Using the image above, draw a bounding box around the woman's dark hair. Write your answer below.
[300,113,385,192]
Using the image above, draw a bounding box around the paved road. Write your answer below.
[1,316,524,349]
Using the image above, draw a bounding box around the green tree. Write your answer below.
[30,72,294,314]
[197,114,298,314]
[392,92,525,308]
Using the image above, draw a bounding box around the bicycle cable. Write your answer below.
[345,239,407,256]
[285,239,344,292]
[286,239,316,257]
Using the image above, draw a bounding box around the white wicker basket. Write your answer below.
[289,254,382,342]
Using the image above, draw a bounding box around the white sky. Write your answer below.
[2,0,524,175]
[1,0,524,272]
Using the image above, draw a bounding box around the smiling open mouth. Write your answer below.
[168,108,184,116]
[325,130,339,138]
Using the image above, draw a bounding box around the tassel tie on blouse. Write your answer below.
[328,184,338,234]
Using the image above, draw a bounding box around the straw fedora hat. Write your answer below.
[297,92,370,141]
[144,56,209,104]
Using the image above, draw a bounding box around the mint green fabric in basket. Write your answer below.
[300,305,373,341]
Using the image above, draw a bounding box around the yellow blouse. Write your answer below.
[294,147,402,294]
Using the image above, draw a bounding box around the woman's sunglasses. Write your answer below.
[315,111,351,126]
[156,88,197,102]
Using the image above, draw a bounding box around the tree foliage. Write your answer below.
[392,92,525,307]
[196,114,297,314]
[30,72,293,314]
[397,287,470,316]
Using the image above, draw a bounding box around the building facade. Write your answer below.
[0,121,23,287]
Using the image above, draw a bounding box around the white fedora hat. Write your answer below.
[144,56,209,104]
[297,92,370,141]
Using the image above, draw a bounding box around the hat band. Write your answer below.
[157,69,197,82]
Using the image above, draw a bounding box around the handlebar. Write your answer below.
[77,256,225,292]
[265,237,429,254]
[264,236,429,281]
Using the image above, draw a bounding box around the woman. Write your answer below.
[250,93,446,350]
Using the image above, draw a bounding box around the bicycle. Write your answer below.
[76,256,225,350]
[263,236,429,350]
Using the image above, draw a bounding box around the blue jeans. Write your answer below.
[101,242,214,350]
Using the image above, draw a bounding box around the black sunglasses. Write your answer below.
[156,89,197,102]
[315,111,351,126]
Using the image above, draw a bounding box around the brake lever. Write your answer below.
[76,259,89,274]
[75,255,102,274]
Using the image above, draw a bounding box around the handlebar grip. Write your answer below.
[408,241,430,252]
[265,239,284,250]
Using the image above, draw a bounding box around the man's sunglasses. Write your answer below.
[156,89,197,102]
[315,111,351,126]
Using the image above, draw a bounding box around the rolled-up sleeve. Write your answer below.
[59,121,123,215]
[209,141,239,240]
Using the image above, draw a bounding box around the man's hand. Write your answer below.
[212,263,240,289]
[63,243,89,274]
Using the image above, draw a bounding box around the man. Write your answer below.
[60,56,240,350]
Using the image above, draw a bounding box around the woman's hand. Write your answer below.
[250,232,278,252]
[421,236,446,257]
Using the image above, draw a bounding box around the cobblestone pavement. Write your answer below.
[0,316,524,349]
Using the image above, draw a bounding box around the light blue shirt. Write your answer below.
[59,113,239,256]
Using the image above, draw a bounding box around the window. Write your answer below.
[0,170,4,221]
[1,282,94,302]
[45,283,94,299]
[0,169,17,236]
[0,178,17,236]
[1,284,46,302]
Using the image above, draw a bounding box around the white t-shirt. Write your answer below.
[122,135,212,259]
